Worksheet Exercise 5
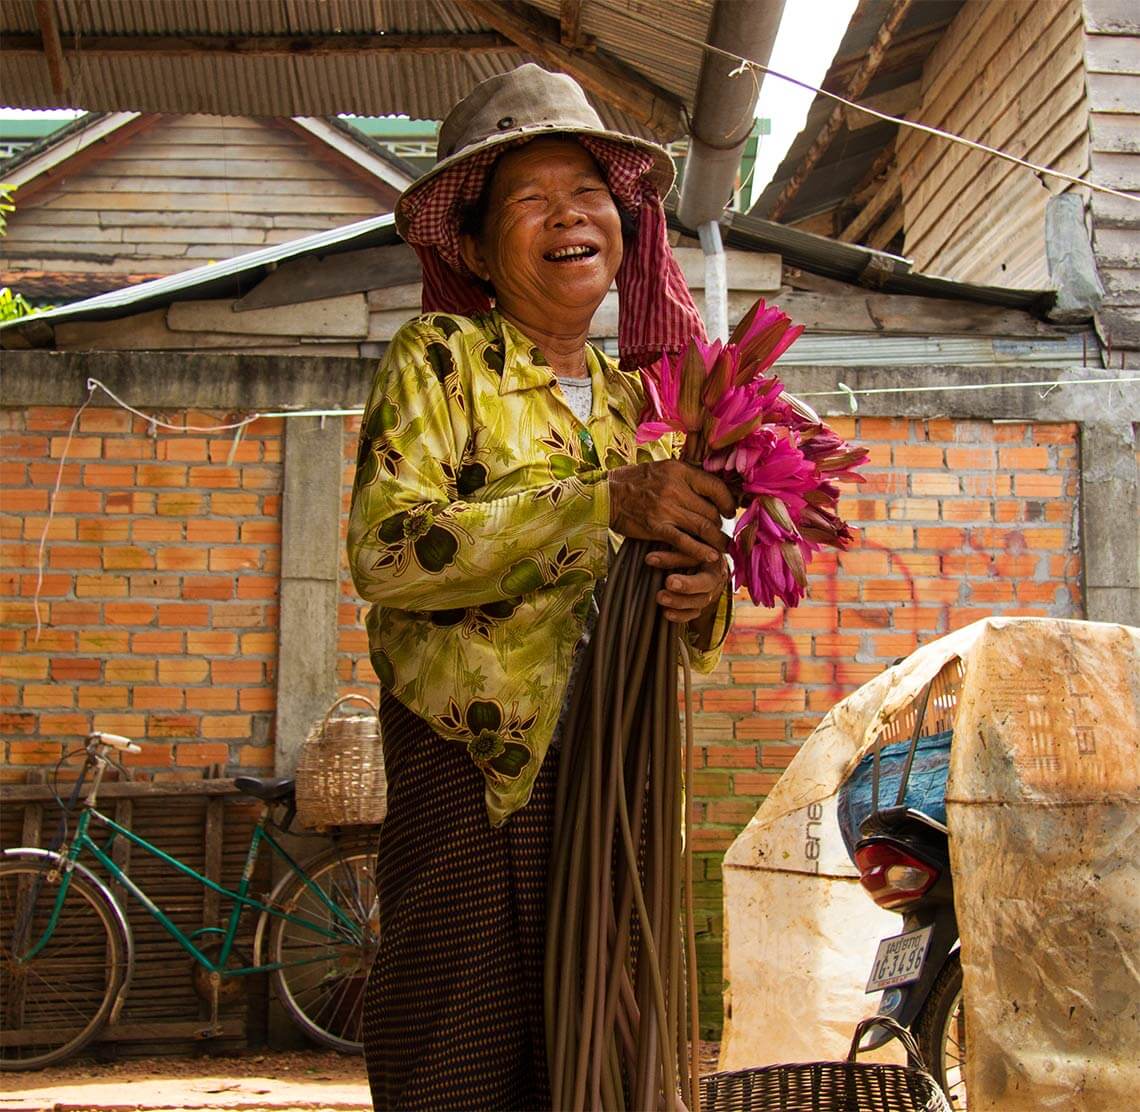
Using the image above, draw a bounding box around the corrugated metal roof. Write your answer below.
[751,0,964,224]
[780,333,1086,367]
[528,0,712,103]
[0,212,404,331]
[724,209,1052,312]
[0,0,712,138]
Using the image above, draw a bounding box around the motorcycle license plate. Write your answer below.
[865,925,934,993]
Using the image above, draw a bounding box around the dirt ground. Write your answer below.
[0,1044,721,1111]
[0,1049,370,1112]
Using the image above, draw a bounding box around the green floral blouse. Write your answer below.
[347,309,726,825]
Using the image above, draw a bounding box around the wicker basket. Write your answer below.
[294,694,387,831]
[700,1018,952,1112]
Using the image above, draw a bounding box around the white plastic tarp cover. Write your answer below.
[948,619,1139,1110]
[719,621,987,1070]
[719,616,1139,1106]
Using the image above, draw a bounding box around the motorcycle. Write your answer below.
[839,682,967,1108]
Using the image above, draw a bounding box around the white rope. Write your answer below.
[85,378,260,432]
[32,381,95,642]
[797,375,1139,412]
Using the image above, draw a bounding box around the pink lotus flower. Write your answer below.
[729,298,805,383]
[703,382,768,451]
[797,424,870,483]
[798,501,856,549]
[637,338,723,443]
[731,496,817,608]
[635,295,866,609]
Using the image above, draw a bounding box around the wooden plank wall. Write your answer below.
[1083,0,1140,351]
[898,0,1090,290]
[0,115,397,279]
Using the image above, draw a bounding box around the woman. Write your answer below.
[348,64,733,1110]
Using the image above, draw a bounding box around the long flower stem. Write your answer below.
[547,537,700,1110]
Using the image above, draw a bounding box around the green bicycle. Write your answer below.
[0,731,380,1070]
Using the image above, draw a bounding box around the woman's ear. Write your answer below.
[459,234,490,281]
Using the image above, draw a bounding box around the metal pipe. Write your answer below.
[677,0,785,230]
[699,220,729,342]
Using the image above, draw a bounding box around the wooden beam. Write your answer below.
[457,1,683,140]
[843,81,920,131]
[33,0,69,97]
[865,204,904,252]
[236,244,422,311]
[768,0,914,221]
[560,0,585,48]
[838,168,900,243]
[849,143,898,209]
[0,779,244,803]
[825,26,943,90]
[0,31,514,56]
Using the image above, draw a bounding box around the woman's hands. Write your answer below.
[609,460,734,632]
[652,558,730,625]
[609,460,734,566]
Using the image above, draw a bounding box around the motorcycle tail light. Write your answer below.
[854,841,939,910]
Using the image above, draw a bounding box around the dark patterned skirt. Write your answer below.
[362,692,557,1111]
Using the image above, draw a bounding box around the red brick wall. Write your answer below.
[1,405,1083,1032]
[686,415,1082,1028]
[1,405,284,780]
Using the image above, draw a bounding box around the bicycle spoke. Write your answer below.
[0,862,124,1070]
[268,848,377,1053]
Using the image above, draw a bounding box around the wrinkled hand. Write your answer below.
[609,460,734,566]
[652,557,730,624]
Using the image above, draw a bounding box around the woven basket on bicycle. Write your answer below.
[295,693,387,831]
[700,1017,952,1112]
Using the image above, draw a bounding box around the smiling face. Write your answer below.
[459,137,624,340]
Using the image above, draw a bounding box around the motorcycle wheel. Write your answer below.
[913,950,967,1109]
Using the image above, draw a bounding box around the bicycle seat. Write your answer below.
[234,775,295,802]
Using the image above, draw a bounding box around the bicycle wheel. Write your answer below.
[268,844,379,1053]
[0,857,128,1070]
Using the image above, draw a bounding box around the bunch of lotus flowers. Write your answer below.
[637,298,869,608]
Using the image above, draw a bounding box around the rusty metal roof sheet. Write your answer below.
[0,0,715,137]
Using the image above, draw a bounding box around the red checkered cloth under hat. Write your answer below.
[398,136,707,370]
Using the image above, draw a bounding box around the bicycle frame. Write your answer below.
[21,790,364,980]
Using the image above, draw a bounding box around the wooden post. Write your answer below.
[457,0,683,139]
[20,770,46,847]
[33,0,70,99]
[111,800,133,875]
[203,797,225,928]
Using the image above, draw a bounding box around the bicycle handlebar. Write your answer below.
[89,731,142,754]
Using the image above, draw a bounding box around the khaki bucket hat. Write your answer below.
[394,63,675,237]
